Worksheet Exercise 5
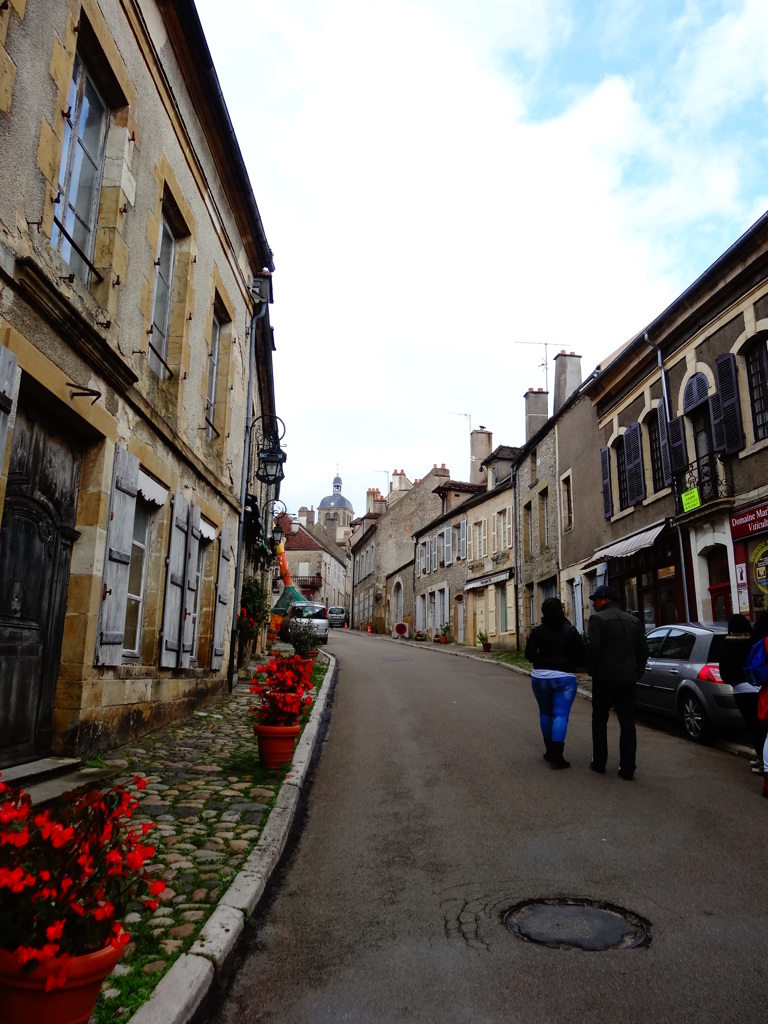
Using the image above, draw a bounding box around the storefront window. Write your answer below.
[748,536,768,612]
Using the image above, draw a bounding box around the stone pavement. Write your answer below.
[65,649,336,1024]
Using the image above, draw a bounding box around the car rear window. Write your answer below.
[660,629,696,660]
[293,604,326,619]
[706,634,725,663]
[329,607,344,614]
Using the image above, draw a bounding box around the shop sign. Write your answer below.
[730,500,768,540]
[680,487,701,513]
[751,539,768,596]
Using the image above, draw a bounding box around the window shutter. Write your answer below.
[415,544,421,575]
[95,446,139,666]
[491,515,497,553]
[211,527,231,671]
[460,520,467,559]
[180,502,201,668]
[431,535,438,571]
[712,352,744,454]
[600,446,613,519]
[160,492,189,667]
[0,344,18,467]
[668,415,689,475]
[624,421,646,505]
[482,518,488,557]
[467,522,473,561]
[657,402,672,487]
[572,575,584,633]
[505,580,515,633]
[444,527,452,563]
[506,506,513,548]
[683,372,709,412]
[488,584,496,635]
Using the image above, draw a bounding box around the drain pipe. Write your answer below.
[228,299,269,691]
[512,466,520,648]
[642,331,691,622]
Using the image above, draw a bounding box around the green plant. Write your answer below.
[287,618,320,658]
[476,630,489,645]
[240,577,272,630]
[0,775,164,981]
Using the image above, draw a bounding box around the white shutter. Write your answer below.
[444,527,452,563]
[482,518,488,558]
[460,520,466,559]
[506,506,513,548]
[0,344,18,467]
[488,585,496,635]
[180,502,201,668]
[160,492,189,667]
[506,580,515,633]
[573,575,584,634]
[491,514,497,553]
[211,527,231,671]
[431,536,438,571]
[467,522,473,561]
[95,446,139,666]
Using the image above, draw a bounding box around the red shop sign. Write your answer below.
[730,501,768,540]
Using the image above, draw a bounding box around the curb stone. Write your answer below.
[127,652,336,1024]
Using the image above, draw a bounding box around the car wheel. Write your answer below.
[679,691,713,742]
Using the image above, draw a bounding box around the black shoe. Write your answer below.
[543,741,553,762]
[590,762,606,774]
[617,769,635,781]
[548,741,570,769]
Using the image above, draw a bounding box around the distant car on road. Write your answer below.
[327,606,347,628]
[636,622,740,741]
[280,601,329,645]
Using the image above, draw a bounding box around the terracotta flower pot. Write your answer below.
[482,642,492,653]
[253,722,301,769]
[0,942,123,1024]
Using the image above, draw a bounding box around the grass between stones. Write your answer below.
[90,657,327,1022]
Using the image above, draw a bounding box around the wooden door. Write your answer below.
[0,400,81,767]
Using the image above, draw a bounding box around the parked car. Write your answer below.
[636,622,741,741]
[327,606,347,628]
[280,601,329,644]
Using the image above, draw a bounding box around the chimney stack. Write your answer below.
[470,427,492,484]
[524,388,548,441]
[553,350,582,413]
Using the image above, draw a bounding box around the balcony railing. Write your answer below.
[673,452,732,516]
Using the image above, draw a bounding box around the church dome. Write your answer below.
[318,473,354,512]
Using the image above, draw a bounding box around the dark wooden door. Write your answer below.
[0,400,81,767]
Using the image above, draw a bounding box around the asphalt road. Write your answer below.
[201,630,767,1024]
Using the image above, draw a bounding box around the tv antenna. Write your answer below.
[372,469,390,495]
[450,411,471,433]
[514,341,552,392]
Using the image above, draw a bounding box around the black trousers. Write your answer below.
[591,678,637,773]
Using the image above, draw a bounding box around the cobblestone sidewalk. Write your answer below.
[87,652,331,1023]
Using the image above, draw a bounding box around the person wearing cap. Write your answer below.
[586,585,649,781]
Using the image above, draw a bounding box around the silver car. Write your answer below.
[327,606,347,628]
[636,622,741,741]
[281,601,329,645]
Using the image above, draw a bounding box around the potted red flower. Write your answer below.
[0,775,165,1024]
[250,654,314,769]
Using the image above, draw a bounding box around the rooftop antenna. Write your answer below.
[450,411,472,433]
[372,469,390,495]
[514,341,552,393]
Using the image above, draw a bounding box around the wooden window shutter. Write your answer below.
[668,415,689,475]
[431,535,438,571]
[624,421,646,505]
[600,446,613,519]
[180,502,201,668]
[488,584,496,635]
[211,527,231,671]
[0,344,18,466]
[95,446,139,666]
[506,506,513,548]
[415,544,421,574]
[460,519,466,559]
[444,527,452,563]
[683,372,709,412]
[467,522,473,561]
[160,492,189,667]
[491,514,498,553]
[657,402,673,487]
[711,352,744,454]
[482,518,488,557]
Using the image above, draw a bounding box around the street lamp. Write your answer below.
[251,415,287,486]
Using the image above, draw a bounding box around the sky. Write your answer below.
[195,0,768,521]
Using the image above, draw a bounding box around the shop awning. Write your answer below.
[465,569,512,592]
[582,521,668,569]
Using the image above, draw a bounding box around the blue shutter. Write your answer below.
[668,416,689,475]
[600,446,613,519]
[658,402,673,488]
[624,421,646,505]
[712,352,744,454]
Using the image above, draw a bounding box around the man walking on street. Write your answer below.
[586,585,649,781]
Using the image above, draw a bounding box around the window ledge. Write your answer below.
[642,487,672,506]
[739,437,768,459]
[610,507,636,523]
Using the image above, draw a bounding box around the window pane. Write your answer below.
[79,78,106,160]
[127,544,145,596]
[124,598,140,651]
[71,146,99,223]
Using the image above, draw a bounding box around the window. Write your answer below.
[123,502,150,656]
[496,582,508,632]
[148,217,175,378]
[472,520,486,559]
[52,54,108,285]
[746,337,768,442]
[205,312,222,439]
[494,508,508,552]
[648,410,665,492]
[561,475,573,529]
[538,489,549,548]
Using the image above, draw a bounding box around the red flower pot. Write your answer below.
[253,722,301,769]
[0,942,123,1024]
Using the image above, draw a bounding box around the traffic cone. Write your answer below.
[367,625,371,634]
[344,623,348,630]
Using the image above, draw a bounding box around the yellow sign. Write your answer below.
[681,487,701,512]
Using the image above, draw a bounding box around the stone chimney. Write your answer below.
[470,427,492,485]
[524,388,549,441]
[390,469,412,493]
[305,505,315,526]
[553,351,582,414]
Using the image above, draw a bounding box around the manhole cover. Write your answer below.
[503,898,650,951]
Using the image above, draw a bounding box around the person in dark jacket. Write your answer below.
[586,585,649,781]
[719,613,765,772]
[525,597,585,769]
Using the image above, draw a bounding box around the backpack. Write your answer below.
[744,636,768,689]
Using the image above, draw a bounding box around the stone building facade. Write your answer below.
[0,0,276,766]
